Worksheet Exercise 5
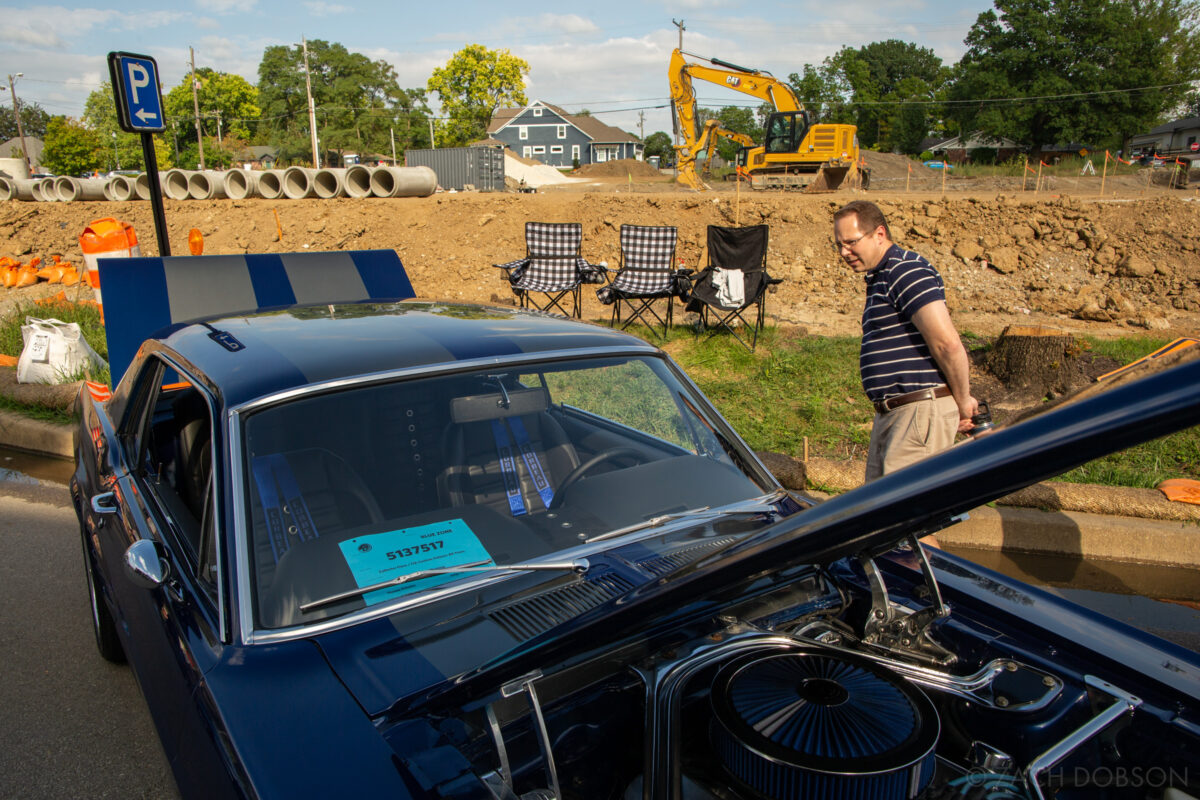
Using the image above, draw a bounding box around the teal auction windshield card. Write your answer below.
[339,519,494,605]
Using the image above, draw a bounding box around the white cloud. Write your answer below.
[195,0,254,14]
[528,14,599,34]
[0,6,119,48]
[304,1,351,15]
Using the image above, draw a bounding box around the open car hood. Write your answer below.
[316,358,1200,717]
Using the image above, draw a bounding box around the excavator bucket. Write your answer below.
[806,164,854,193]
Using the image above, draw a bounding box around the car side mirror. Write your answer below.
[124,539,171,589]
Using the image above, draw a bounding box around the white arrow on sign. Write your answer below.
[135,107,158,123]
[127,62,150,104]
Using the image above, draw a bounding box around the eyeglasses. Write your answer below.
[834,232,870,251]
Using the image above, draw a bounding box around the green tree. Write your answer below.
[427,44,529,146]
[949,0,1200,153]
[41,117,102,175]
[0,99,50,140]
[792,41,945,153]
[82,83,172,170]
[164,68,261,145]
[258,40,431,166]
[643,130,673,163]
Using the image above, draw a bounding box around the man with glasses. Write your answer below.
[833,200,979,486]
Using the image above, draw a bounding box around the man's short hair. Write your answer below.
[834,200,891,240]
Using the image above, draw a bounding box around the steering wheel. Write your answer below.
[549,447,645,509]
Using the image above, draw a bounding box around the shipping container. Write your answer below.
[404,145,505,192]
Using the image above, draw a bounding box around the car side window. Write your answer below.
[121,358,217,588]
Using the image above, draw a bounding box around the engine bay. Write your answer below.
[403,537,1200,800]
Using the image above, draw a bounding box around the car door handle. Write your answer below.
[90,492,118,515]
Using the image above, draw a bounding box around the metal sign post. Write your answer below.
[107,52,171,256]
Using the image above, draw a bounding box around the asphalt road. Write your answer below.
[0,479,179,800]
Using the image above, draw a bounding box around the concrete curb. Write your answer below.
[0,409,72,459]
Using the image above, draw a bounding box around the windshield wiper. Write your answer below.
[580,489,788,544]
[299,558,590,613]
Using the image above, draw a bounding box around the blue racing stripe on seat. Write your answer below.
[246,254,298,308]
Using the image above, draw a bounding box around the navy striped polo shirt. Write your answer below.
[860,243,947,404]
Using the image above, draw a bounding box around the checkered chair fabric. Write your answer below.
[598,225,679,300]
[493,222,606,318]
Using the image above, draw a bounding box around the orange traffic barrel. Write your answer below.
[79,218,140,324]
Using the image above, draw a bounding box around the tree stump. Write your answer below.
[985,325,1082,402]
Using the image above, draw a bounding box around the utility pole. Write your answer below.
[672,18,685,51]
[216,110,222,143]
[190,48,206,169]
[301,37,319,167]
[638,110,645,140]
[429,118,435,149]
[5,74,31,178]
[390,127,396,165]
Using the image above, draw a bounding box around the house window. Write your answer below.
[550,145,563,154]
[572,145,580,161]
[533,108,543,117]
[519,126,528,140]
[522,146,532,158]
[532,146,545,154]
[557,125,566,139]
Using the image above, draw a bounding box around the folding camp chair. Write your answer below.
[494,222,606,318]
[686,224,780,351]
[596,224,689,338]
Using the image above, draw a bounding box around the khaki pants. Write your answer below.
[865,394,959,482]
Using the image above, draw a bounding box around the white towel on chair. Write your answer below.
[713,268,745,308]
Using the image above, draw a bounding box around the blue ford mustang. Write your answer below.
[72,301,1200,800]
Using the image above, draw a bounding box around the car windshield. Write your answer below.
[241,355,772,629]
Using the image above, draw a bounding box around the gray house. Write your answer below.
[1129,116,1200,157]
[488,101,643,167]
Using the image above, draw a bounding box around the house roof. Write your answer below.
[0,136,43,165]
[1146,116,1200,135]
[489,101,639,144]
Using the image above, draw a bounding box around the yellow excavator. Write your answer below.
[669,49,867,192]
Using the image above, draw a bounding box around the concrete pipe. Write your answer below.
[188,170,228,200]
[108,174,137,202]
[282,166,318,199]
[102,179,116,201]
[369,166,438,198]
[0,177,15,201]
[257,169,286,200]
[36,176,59,201]
[11,178,40,201]
[313,168,347,199]
[55,176,111,202]
[344,165,375,198]
[224,169,261,200]
[163,169,197,200]
[0,157,29,180]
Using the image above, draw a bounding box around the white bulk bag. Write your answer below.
[16,317,107,384]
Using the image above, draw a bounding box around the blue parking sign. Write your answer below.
[107,52,165,133]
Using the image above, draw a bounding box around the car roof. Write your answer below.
[153,301,654,409]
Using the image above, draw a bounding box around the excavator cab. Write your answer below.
[763,111,812,154]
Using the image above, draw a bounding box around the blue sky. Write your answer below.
[0,0,995,137]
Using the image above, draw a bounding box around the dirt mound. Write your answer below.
[863,151,936,179]
[1,189,1198,342]
[574,159,662,178]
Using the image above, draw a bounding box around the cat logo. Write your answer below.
[725,76,741,87]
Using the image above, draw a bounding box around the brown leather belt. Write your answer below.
[873,385,952,414]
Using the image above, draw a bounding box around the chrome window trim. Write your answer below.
[144,352,229,643]
[231,345,662,645]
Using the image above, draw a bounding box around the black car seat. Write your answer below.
[438,387,579,516]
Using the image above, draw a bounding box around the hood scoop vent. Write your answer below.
[710,649,939,800]
[488,571,635,640]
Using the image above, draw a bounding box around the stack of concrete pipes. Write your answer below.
[0,165,438,202]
